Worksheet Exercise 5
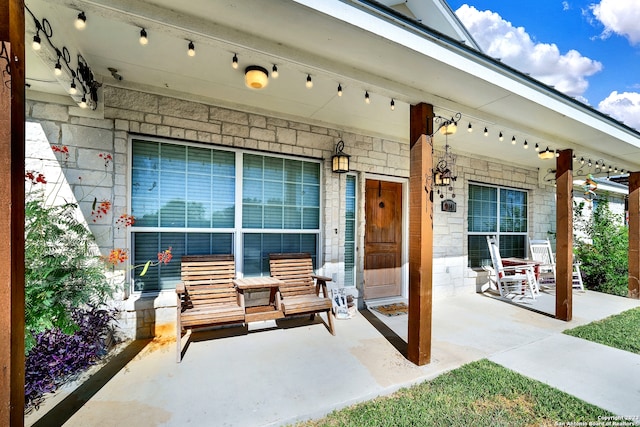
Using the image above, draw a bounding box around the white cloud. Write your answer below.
[598,91,640,129]
[455,5,602,98]
[590,0,640,45]
[563,1,571,11]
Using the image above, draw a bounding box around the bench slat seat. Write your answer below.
[269,253,335,335]
[176,254,244,362]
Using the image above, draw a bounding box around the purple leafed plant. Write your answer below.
[24,306,118,411]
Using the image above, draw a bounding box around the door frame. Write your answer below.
[363,174,409,300]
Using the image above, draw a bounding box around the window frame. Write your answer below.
[128,135,323,293]
[467,182,529,268]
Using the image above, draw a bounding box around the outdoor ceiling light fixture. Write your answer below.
[244,66,269,89]
[538,147,554,160]
[232,54,238,69]
[332,140,350,173]
[187,41,195,57]
[306,74,313,88]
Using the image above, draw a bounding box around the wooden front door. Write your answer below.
[364,179,403,299]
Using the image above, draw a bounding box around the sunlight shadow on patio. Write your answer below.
[29,339,151,427]
[481,287,557,318]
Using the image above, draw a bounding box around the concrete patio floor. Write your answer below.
[26,290,640,427]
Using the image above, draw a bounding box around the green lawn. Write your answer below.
[295,359,612,427]
[564,307,640,354]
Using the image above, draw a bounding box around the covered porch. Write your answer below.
[25,291,640,426]
[3,0,640,423]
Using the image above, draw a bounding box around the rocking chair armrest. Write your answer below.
[500,265,535,273]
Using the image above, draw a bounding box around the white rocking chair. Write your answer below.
[486,236,537,300]
[528,239,585,291]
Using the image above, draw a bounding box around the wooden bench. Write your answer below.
[268,253,335,335]
[176,254,244,362]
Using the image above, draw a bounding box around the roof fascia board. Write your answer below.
[292,0,640,147]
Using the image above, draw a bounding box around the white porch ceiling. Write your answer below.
[24,0,640,174]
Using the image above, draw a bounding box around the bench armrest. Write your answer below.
[176,283,186,294]
[312,274,332,283]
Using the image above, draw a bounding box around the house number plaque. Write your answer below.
[441,199,456,212]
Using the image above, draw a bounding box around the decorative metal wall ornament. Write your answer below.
[433,137,457,200]
[430,112,461,201]
[1,41,10,90]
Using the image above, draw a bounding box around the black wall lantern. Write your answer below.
[332,140,350,173]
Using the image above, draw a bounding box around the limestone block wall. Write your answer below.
[25,85,557,338]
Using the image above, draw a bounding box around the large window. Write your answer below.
[468,183,528,268]
[130,139,321,291]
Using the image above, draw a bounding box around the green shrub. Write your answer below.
[574,198,628,296]
[24,192,117,351]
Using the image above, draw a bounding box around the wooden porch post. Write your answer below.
[0,0,26,425]
[555,149,573,321]
[628,172,640,299]
[407,103,434,365]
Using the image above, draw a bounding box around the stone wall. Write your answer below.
[25,85,556,338]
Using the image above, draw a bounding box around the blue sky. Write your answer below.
[448,0,640,130]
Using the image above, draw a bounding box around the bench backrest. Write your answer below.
[269,253,316,297]
[181,254,236,307]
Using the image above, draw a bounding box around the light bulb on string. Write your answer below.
[75,12,87,30]
[139,28,148,45]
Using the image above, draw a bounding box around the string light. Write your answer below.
[467,123,473,132]
[32,33,41,50]
[337,84,342,96]
[232,54,238,69]
[364,91,370,104]
[523,140,528,149]
[390,99,395,111]
[139,28,148,45]
[511,135,516,145]
[25,5,99,109]
[187,41,195,57]
[535,143,539,152]
[271,65,278,78]
[580,157,585,165]
[498,132,504,141]
[306,74,313,88]
[483,127,488,136]
[75,12,86,30]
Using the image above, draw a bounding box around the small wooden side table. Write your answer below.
[233,277,284,322]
